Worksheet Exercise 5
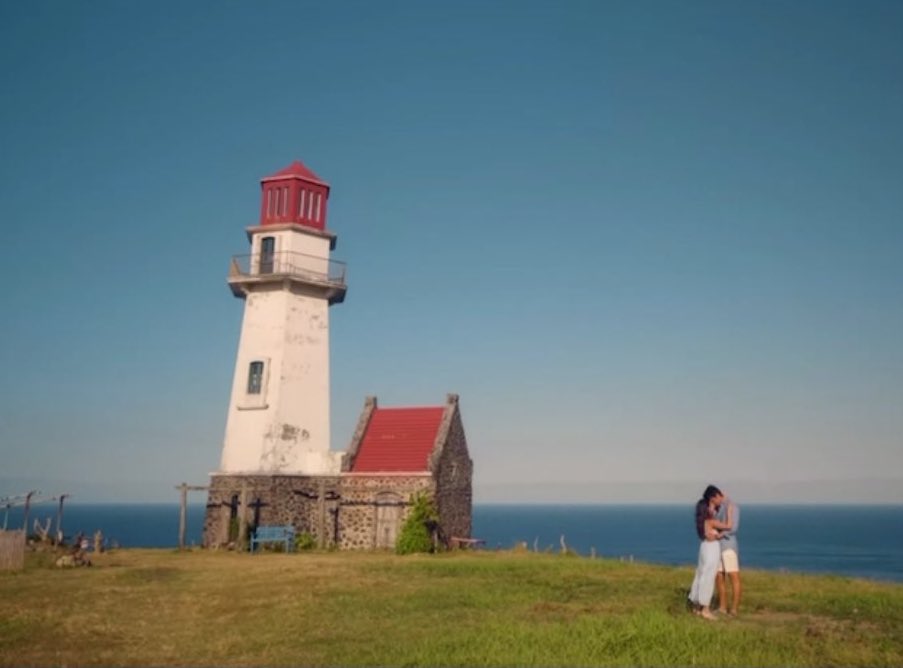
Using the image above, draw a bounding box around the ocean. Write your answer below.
[4,503,901,583]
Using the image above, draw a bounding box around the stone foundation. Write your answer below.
[203,472,439,550]
[203,474,341,548]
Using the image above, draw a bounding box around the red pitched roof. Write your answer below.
[351,407,445,473]
[261,160,328,186]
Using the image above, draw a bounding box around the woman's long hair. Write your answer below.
[695,485,722,539]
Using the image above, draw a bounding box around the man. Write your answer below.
[715,494,741,616]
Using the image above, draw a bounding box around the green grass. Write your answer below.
[1,548,902,666]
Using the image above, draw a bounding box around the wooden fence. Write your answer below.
[0,529,26,570]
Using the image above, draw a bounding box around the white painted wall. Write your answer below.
[249,228,332,276]
[219,227,342,475]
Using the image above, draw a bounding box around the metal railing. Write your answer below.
[229,251,346,286]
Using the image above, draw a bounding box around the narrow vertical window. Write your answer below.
[307,190,315,219]
[260,236,275,274]
[299,190,307,218]
[314,193,321,222]
[266,189,272,216]
[247,361,264,394]
[281,187,288,215]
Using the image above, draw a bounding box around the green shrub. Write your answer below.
[396,494,439,555]
[295,531,317,551]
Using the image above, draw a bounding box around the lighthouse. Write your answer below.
[216,161,346,476]
[203,161,472,550]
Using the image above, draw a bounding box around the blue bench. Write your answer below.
[250,525,295,553]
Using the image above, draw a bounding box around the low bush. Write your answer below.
[295,532,316,551]
[395,494,438,555]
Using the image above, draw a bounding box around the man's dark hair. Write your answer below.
[703,485,722,502]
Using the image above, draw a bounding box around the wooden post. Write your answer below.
[177,483,188,550]
[22,491,37,534]
[55,494,69,544]
[174,483,209,550]
[237,483,249,551]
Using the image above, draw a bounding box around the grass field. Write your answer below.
[1,548,902,666]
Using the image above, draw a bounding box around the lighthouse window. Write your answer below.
[299,190,307,218]
[314,193,321,222]
[281,187,288,215]
[259,237,275,274]
[266,189,273,216]
[247,361,264,394]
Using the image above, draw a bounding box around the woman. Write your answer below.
[688,484,732,620]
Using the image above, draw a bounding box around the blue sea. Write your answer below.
[5,503,901,583]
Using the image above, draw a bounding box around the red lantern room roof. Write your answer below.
[261,160,329,188]
[258,160,331,229]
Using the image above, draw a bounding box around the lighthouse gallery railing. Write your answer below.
[229,251,346,286]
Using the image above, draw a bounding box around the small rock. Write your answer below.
[56,555,76,568]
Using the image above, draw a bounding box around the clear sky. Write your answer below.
[1,1,901,503]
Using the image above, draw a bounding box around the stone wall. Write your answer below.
[433,405,473,542]
[204,472,438,551]
[338,475,434,549]
[203,474,341,548]
[340,396,377,472]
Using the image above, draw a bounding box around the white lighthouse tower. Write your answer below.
[216,161,346,476]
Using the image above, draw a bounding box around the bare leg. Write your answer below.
[729,572,742,615]
[715,571,727,613]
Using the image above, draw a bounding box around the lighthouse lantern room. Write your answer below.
[217,161,346,477]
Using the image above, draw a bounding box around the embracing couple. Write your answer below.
[688,484,742,620]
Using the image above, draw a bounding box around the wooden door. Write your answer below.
[375,493,402,549]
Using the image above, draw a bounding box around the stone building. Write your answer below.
[339,394,472,548]
[203,393,472,549]
[203,161,472,549]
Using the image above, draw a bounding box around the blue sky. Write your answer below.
[1,0,901,502]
